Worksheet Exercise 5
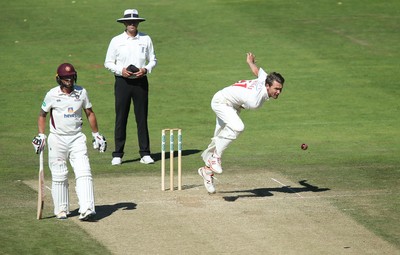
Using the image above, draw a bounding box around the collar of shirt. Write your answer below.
[57,86,79,96]
[123,31,140,40]
[264,90,270,101]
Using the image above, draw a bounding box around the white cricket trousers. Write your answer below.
[48,132,95,215]
[201,91,244,166]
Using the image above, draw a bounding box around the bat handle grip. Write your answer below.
[39,150,44,170]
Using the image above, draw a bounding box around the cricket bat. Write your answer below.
[37,150,44,220]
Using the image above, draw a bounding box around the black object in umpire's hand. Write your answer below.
[127,65,139,73]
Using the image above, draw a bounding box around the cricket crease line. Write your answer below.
[271,178,303,198]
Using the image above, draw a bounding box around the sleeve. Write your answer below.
[258,68,268,82]
[144,37,157,73]
[41,92,52,113]
[82,89,93,109]
[104,37,123,76]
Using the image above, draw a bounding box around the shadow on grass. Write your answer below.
[122,149,201,164]
[65,202,137,222]
[221,180,330,202]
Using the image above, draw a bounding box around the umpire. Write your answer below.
[104,9,157,165]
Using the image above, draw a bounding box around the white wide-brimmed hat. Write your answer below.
[117,9,146,23]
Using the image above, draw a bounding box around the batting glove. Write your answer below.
[92,132,107,153]
[32,134,47,154]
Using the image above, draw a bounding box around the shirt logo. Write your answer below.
[64,107,77,118]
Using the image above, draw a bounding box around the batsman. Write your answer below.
[198,52,285,194]
[32,63,107,220]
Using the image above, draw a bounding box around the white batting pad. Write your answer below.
[52,180,69,215]
[75,176,95,214]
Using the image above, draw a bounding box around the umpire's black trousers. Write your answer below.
[113,76,151,158]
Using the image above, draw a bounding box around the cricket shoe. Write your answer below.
[111,157,122,165]
[207,155,223,174]
[79,209,96,221]
[198,167,216,194]
[140,155,155,164]
[56,211,67,220]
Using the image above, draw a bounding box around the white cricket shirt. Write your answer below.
[220,68,269,109]
[41,85,92,135]
[104,31,157,77]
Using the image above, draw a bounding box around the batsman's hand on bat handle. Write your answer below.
[92,132,107,153]
[32,134,47,154]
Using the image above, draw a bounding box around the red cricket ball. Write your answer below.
[301,143,308,150]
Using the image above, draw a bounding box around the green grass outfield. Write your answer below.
[1,0,399,254]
